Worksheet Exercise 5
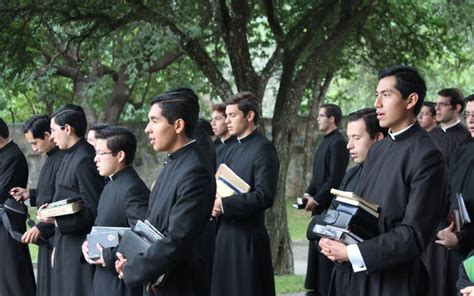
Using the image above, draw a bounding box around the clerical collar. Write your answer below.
[388,122,417,141]
[440,119,461,132]
[221,136,237,145]
[167,139,196,161]
[108,165,132,181]
[237,129,258,144]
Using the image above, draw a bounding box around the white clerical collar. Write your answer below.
[440,119,461,132]
[388,123,416,140]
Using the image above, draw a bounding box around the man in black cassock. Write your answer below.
[328,109,387,296]
[319,66,448,296]
[46,105,104,296]
[0,118,36,296]
[211,103,237,165]
[430,88,470,161]
[210,92,279,296]
[435,138,474,295]
[115,88,215,296]
[81,126,149,296]
[304,103,349,296]
[10,115,65,296]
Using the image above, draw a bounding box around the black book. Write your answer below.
[87,226,129,260]
[116,220,167,287]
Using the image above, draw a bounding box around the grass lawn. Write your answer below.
[286,198,312,241]
[275,274,306,295]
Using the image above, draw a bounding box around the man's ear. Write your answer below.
[406,93,419,111]
[174,119,185,134]
[375,132,384,141]
[117,150,126,163]
[44,131,51,139]
[454,103,462,113]
[246,111,255,122]
[329,116,336,124]
[64,124,74,136]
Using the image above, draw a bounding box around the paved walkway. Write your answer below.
[279,240,309,296]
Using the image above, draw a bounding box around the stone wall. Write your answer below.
[9,119,347,198]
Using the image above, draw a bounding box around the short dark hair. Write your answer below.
[212,103,227,115]
[95,126,137,166]
[22,115,50,139]
[348,108,388,138]
[225,92,260,125]
[150,87,199,138]
[379,65,427,115]
[50,104,87,137]
[437,88,465,112]
[465,94,474,104]
[422,102,436,117]
[0,118,9,139]
[89,123,110,133]
[320,103,343,127]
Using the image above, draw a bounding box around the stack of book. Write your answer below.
[117,220,167,287]
[86,226,129,260]
[37,198,83,218]
[215,164,250,198]
[307,189,380,245]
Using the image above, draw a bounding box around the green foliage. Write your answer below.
[286,199,312,241]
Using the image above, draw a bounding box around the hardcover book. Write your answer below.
[116,220,167,287]
[215,164,250,198]
[37,198,83,218]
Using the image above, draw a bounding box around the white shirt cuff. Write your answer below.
[347,244,367,272]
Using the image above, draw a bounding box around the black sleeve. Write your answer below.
[314,139,349,208]
[124,185,150,228]
[221,143,279,220]
[0,156,19,203]
[56,160,104,234]
[123,166,214,288]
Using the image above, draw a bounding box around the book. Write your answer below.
[335,196,380,218]
[37,198,83,218]
[215,164,250,198]
[312,224,364,245]
[116,220,167,287]
[292,197,308,209]
[448,193,471,232]
[330,188,380,213]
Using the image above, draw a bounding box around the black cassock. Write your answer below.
[92,166,149,296]
[305,129,349,294]
[123,142,215,296]
[443,140,474,296]
[429,122,470,163]
[329,165,363,296]
[211,130,279,296]
[215,136,237,166]
[0,141,36,296]
[29,147,65,296]
[350,123,448,296]
[51,138,104,296]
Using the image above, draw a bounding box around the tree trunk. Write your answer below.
[98,67,131,124]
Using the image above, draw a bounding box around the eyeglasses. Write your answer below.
[317,114,328,118]
[95,151,115,156]
[435,102,452,108]
[465,112,474,120]
[50,126,65,133]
